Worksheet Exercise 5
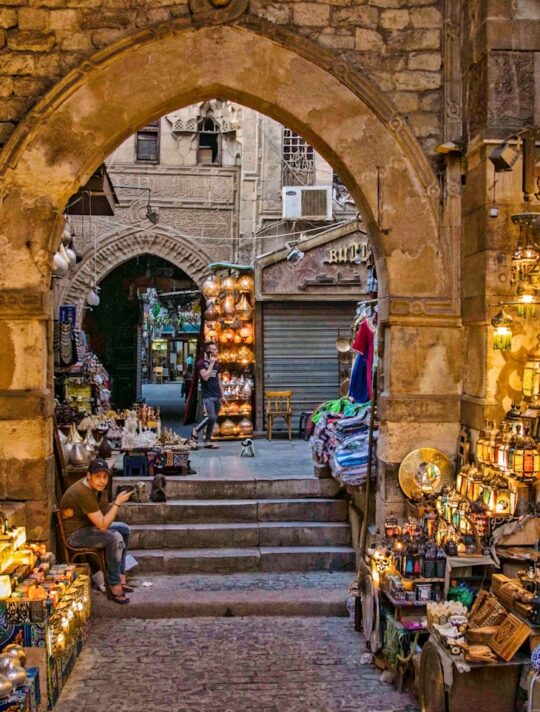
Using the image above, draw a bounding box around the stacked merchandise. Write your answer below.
[0,523,91,709]
[201,271,255,440]
[310,399,375,485]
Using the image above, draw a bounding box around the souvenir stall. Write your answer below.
[201,270,255,440]
[54,305,112,415]
[0,521,91,710]
[354,433,540,710]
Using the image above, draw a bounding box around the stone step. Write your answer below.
[113,476,340,499]
[122,498,348,524]
[129,521,352,549]
[92,572,355,619]
[129,546,356,574]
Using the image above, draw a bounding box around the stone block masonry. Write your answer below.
[0,0,444,153]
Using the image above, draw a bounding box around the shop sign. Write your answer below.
[324,241,368,265]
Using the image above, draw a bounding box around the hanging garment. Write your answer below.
[351,319,375,400]
[348,352,369,404]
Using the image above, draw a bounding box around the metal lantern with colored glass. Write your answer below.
[491,309,513,351]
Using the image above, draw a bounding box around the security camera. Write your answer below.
[489,206,499,218]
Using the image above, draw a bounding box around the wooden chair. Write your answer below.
[154,366,164,384]
[53,509,114,600]
[265,390,293,440]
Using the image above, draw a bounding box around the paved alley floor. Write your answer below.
[54,617,418,712]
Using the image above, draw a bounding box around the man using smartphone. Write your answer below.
[60,458,133,604]
[191,341,226,449]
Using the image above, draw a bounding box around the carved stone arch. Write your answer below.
[0,19,456,319]
[58,228,212,325]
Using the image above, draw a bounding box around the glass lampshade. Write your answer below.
[523,335,540,400]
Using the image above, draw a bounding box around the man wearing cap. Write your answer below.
[60,458,133,604]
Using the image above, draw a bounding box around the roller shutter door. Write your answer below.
[263,302,355,430]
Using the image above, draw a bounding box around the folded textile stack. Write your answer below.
[332,429,378,486]
[311,412,343,464]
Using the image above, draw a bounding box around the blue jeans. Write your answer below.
[67,522,130,586]
[194,396,222,442]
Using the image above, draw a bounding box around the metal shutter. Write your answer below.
[263,302,355,430]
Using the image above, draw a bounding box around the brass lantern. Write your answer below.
[491,309,513,351]
[201,275,221,299]
[222,293,236,323]
[511,242,539,284]
[522,335,540,402]
[222,275,237,293]
[237,274,254,293]
[517,285,537,318]
[235,293,253,321]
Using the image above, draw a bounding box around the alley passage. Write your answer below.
[54,617,418,712]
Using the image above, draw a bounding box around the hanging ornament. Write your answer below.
[53,250,69,277]
[517,286,536,318]
[235,293,253,321]
[61,219,72,246]
[222,293,236,323]
[204,300,220,322]
[86,287,100,307]
[65,245,77,269]
[201,275,221,299]
[222,275,237,293]
[491,309,513,351]
[237,274,254,293]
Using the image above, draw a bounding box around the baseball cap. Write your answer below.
[88,458,110,475]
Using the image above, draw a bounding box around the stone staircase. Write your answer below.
[117,476,356,574]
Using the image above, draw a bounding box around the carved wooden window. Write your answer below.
[198,117,220,164]
[136,120,160,163]
[282,128,314,186]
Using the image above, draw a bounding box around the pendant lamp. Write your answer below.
[53,249,69,277]
[222,275,237,293]
[86,284,100,307]
[235,293,252,320]
[237,274,254,293]
[222,293,236,323]
[491,309,513,351]
[201,275,221,299]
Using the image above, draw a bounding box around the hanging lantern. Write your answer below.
[237,274,254,293]
[61,218,72,246]
[235,293,253,321]
[220,328,235,344]
[201,275,221,299]
[222,275,237,293]
[511,242,539,285]
[491,309,513,351]
[239,324,253,339]
[86,288,100,307]
[222,293,236,323]
[65,245,77,269]
[204,300,220,322]
[522,335,540,401]
[52,249,69,277]
[517,285,537,318]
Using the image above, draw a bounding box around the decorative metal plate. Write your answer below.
[398,448,454,499]
[419,640,446,712]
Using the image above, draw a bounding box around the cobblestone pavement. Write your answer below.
[55,617,418,712]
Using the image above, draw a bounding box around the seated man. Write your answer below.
[60,458,133,604]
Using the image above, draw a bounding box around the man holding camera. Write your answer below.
[60,458,133,604]
[191,341,226,449]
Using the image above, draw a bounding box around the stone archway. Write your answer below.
[57,227,213,325]
[0,16,462,539]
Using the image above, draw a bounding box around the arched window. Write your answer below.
[197,116,220,164]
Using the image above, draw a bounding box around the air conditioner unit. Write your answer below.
[282,186,332,221]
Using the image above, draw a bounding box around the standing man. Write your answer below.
[60,458,133,604]
[191,341,225,449]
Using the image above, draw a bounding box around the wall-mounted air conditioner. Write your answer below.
[282,186,332,221]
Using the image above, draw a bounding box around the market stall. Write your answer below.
[0,522,91,710]
[201,270,255,440]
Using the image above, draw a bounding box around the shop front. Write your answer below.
[255,223,373,433]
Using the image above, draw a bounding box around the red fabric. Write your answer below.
[351,319,374,400]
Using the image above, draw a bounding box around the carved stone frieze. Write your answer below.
[488,51,535,133]
[189,0,249,27]
[0,290,51,320]
[59,229,213,323]
[466,57,488,141]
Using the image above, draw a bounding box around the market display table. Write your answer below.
[118,448,192,477]
[419,636,526,712]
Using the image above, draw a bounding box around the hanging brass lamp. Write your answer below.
[491,309,513,351]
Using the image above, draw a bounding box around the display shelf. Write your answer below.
[382,589,429,608]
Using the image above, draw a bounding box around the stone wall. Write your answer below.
[0,0,444,155]
[460,0,540,434]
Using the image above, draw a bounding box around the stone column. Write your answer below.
[374,315,463,532]
[0,289,54,542]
